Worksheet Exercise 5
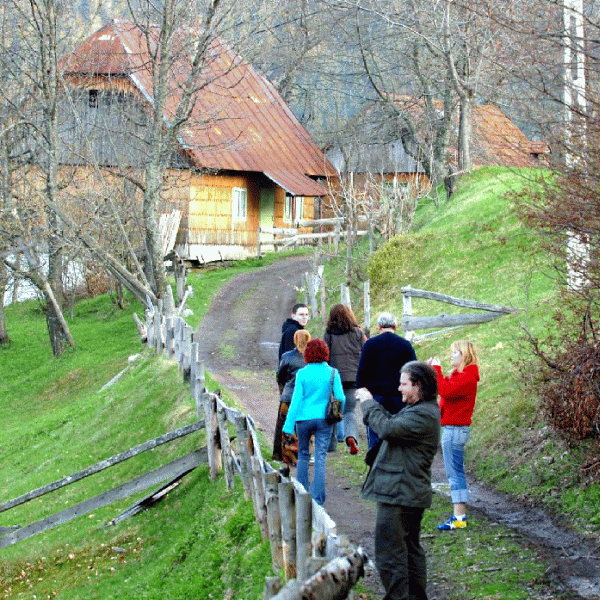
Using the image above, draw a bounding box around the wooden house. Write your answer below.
[324,100,549,206]
[58,19,335,262]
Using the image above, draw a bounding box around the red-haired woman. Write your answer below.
[283,338,345,505]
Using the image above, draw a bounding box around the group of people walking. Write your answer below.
[274,302,480,600]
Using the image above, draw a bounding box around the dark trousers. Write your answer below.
[375,503,428,600]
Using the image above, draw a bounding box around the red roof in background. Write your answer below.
[470,104,550,168]
[61,20,335,196]
[391,95,549,170]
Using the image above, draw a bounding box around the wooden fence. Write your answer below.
[0,286,368,600]
[400,285,518,342]
[257,217,369,258]
[300,273,515,344]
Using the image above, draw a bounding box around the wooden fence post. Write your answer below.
[265,472,284,570]
[402,285,414,341]
[257,227,262,258]
[196,362,206,418]
[251,456,269,540]
[296,491,313,583]
[175,258,187,305]
[333,222,341,254]
[235,416,253,500]
[320,271,327,326]
[306,272,318,317]
[173,317,183,363]
[166,316,175,358]
[340,284,351,308]
[279,480,297,580]
[203,392,220,481]
[363,280,371,338]
[217,404,235,490]
[153,309,163,353]
[145,309,154,348]
[181,326,192,382]
[164,285,175,316]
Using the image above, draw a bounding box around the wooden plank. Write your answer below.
[108,468,197,525]
[0,420,205,514]
[401,312,505,331]
[400,287,517,314]
[0,449,207,548]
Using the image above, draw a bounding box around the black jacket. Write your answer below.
[361,398,440,508]
[277,349,306,404]
[278,318,303,361]
[356,332,416,397]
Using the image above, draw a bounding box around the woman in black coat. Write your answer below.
[273,329,311,464]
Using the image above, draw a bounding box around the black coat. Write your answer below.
[278,318,303,361]
[277,349,306,404]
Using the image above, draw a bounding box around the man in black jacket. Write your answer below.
[278,303,310,362]
[356,312,416,449]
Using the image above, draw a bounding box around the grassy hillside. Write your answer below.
[322,166,600,535]
[0,260,287,599]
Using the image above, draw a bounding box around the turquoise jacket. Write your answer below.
[282,362,345,434]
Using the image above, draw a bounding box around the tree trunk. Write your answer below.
[0,271,10,345]
[457,94,473,171]
[41,276,76,357]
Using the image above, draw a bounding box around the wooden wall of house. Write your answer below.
[272,187,316,229]
[162,171,262,249]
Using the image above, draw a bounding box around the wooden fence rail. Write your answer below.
[1,285,367,599]
[401,285,518,342]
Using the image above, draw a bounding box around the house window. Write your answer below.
[284,195,293,223]
[294,196,304,223]
[232,187,247,221]
[89,89,98,109]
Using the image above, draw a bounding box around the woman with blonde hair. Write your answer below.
[428,340,480,530]
[273,329,311,464]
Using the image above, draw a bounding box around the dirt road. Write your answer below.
[195,256,600,599]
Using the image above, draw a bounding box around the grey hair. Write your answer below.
[377,312,397,329]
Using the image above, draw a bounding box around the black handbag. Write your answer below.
[325,369,342,424]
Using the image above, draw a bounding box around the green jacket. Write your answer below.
[360,398,440,508]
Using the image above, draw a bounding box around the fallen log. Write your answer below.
[268,547,370,600]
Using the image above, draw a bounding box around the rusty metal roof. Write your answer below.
[61,20,335,196]
[470,105,550,168]
[372,96,550,171]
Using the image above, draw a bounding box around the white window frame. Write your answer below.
[284,195,293,223]
[294,196,304,224]
[232,187,248,222]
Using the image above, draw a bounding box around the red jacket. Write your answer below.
[433,364,480,426]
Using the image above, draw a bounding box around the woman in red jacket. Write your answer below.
[429,340,479,530]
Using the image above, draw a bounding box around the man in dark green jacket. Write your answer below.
[356,361,440,600]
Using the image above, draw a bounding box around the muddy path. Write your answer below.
[194,256,600,599]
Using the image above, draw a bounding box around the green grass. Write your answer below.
[318,166,600,537]
[2,167,597,600]
[0,271,277,599]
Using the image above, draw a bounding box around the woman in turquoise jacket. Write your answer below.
[283,338,345,505]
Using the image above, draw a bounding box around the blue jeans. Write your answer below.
[296,418,333,505]
[441,425,471,504]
